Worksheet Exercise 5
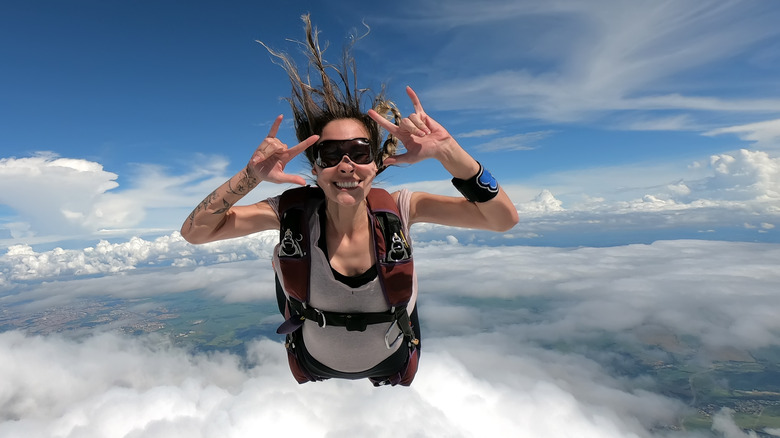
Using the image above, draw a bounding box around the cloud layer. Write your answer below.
[2,145,780,248]
[2,238,780,436]
[0,331,675,438]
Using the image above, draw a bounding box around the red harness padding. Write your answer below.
[277,186,414,306]
[275,186,420,386]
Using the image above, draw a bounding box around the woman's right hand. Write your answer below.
[248,115,319,186]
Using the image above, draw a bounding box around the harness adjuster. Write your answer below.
[313,308,326,328]
[384,322,404,350]
[344,315,369,332]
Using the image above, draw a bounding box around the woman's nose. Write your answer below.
[337,155,356,172]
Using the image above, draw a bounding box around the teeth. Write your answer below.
[335,181,359,189]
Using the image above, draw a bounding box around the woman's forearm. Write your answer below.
[181,165,259,244]
[438,139,519,232]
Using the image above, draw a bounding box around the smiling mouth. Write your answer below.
[334,181,360,189]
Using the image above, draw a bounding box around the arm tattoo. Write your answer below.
[186,167,258,231]
[186,190,220,230]
[214,199,230,215]
[228,166,259,196]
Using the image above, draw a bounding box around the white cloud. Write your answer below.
[0,153,292,243]
[3,238,779,436]
[474,131,556,152]
[0,330,678,438]
[3,145,780,249]
[705,118,780,148]
[416,0,780,124]
[712,409,760,438]
[703,149,780,201]
[0,231,279,296]
[521,148,780,214]
[17,237,780,353]
[616,114,699,132]
[2,147,779,285]
[0,153,124,237]
[456,129,500,138]
[517,189,564,213]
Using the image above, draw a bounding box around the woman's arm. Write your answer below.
[180,115,319,244]
[370,87,518,232]
[180,168,278,244]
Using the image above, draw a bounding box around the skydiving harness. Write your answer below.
[274,186,419,385]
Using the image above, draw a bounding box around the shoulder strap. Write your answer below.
[277,186,324,303]
[277,187,414,307]
[367,189,414,307]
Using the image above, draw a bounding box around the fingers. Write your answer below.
[277,174,308,186]
[267,114,283,138]
[400,117,429,137]
[404,87,431,135]
[406,86,424,113]
[287,134,320,158]
[367,109,400,135]
[382,152,410,166]
[251,136,286,162]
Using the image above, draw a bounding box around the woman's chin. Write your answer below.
[327,187,368,206]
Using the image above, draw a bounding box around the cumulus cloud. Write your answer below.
[702,149,780,201]
[0,153,126,237]
[0,231,279,298]
[3,238,779,436]
[0,153,290,243]
[3,147,779,291]
[516,189,564,213]
[3,144,780,249]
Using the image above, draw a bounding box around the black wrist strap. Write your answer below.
[451,162,499,203]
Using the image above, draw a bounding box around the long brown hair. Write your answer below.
[258,14,400,173]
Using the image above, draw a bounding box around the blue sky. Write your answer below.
[3,0,780,247]
[5,2,780,435]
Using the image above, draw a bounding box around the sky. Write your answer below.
[2,0,780,247]
[3,0,780,436]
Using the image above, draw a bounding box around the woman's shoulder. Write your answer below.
[390,188,411,201]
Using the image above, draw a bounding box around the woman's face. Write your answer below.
[314,118,378,207]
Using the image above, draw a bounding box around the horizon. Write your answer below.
[3,1,780,436]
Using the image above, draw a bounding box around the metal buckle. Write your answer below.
[314,308,326,328]
[384,321,403,349]
[387,232,410,261]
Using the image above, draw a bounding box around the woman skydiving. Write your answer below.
[181,15,518,386]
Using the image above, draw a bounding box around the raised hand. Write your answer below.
[248,115,319,185]
[368,86,453,166]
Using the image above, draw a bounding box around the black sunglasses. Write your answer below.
[314,138,375,168]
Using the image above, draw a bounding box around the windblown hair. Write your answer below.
[258,14,400,174]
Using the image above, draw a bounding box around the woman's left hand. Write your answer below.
[368,86,454,166]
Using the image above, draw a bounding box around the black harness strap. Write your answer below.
[284,299,408,332]
[275,186,420,385]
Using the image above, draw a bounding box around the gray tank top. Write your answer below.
[269,189,418,372]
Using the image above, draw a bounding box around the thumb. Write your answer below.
[277,173,308,186]
[382,153,411,166]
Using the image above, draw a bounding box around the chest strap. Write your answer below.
[277,299,403,332]
[277,300,418,349]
